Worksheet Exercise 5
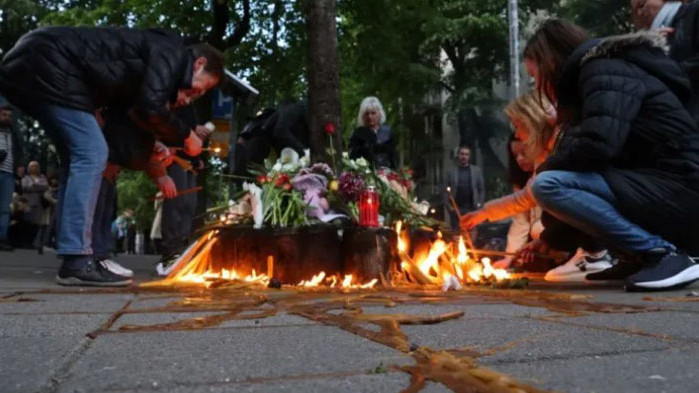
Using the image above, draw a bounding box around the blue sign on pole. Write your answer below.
[211,89,233,119]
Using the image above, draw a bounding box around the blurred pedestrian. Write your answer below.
[0,105,24,251]
[444,146,485,231]
[21,161,48,249]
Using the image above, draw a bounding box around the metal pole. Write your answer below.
[508,0,520,99]
[227,97,238,194]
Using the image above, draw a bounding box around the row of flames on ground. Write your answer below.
[144,222,510,290]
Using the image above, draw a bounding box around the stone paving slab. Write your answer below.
[0,336,86,393]
[400,315,670,364]
[557,311,699,342]
[491,346,699,393]
[0,293,134,314]
[0,313,109,337]
[361,302,558,319]
[112,311,316,331]
[114,372,451,393]
[58,326,410,392]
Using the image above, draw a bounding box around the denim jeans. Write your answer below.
[531,170,674,252]
[91,177,117,260]
[32,105,108,256]
[0,170,14,242]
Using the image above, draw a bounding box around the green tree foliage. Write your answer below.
[116,170,157,232]
[561,0,632,36]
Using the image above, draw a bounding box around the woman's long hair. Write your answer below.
[507,134,532,190]
[523,19,589,104]
[504,92,556,162]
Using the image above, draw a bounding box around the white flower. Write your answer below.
[299,149,311,168]
[280,148,299,165]
[282,163,296,172]
[272,162,282,172]
[356,157,368,167]
[243,182,264,229]
[342,152,349,159]
[412,200,430,215]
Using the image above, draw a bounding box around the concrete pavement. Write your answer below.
[1,249,698,392]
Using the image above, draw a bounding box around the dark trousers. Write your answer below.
[540,212,604,253]
[33,225,49,249]
[91,177,117,260]
[160,165,197,257]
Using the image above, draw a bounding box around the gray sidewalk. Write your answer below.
[1,249,698,393]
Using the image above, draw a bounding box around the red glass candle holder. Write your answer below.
[359,186,380,227]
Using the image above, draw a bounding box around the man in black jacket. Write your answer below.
[631,0,699,120]
[0,26,223,286]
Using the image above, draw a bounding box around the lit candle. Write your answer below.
[359,186,379,227]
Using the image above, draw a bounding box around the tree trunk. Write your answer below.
[304,0,342,164]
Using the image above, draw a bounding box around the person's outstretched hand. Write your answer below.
[513,239,549,266]
[152,141,174,167]
[657,27,675,37]
[184,131,203,157]
[194,124,214,140]
[156,175,177,199]
[460,209,488,231]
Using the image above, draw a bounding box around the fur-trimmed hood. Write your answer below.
[580,31,669,65]
[557,31,692,108]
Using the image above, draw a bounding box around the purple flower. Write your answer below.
[299,163,334,178]
[338,171,366,202]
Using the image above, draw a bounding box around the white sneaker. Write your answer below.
[544,248,614,282]
[99,259,134,278]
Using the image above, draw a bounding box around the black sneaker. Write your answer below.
[56,260,132,287]
[624,250,699,292]
[586,261,642,281]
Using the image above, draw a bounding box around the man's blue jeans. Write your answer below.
[531,170,674,252]
[0,170,14,242]
[32,105,107,256]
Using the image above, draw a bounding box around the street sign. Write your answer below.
[211,89,233,119]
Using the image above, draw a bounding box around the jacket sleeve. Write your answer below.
[131,48,192,145]
[505,212,532,253]
[678,6,699,89]
[272,105,307,154]
[539,59,645,173]
[388,131,398,170]
[482,184,537,222]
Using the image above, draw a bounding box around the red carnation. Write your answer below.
[257,175,269,184]
[324,122,335,135]
[275,174,290,187]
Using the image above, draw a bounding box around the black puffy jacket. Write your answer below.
[0,26,194,144]
[540,32,699,253]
